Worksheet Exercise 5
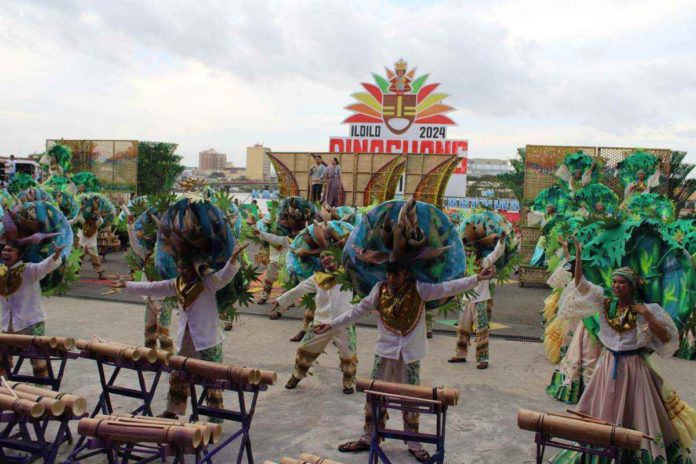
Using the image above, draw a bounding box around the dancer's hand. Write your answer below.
[476,266,496,281]
[229,243,249,264]
[52,245,66,259]
[127,214,135,225]
[109,279,127,289]
[631,304,648,316]
[314,323,332,334]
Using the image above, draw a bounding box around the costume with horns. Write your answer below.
[337,199,475,454]
[125,198,242,419]
[0,201,73,378]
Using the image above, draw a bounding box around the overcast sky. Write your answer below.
[2,0,695,167]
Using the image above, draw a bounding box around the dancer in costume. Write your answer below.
[620,151,661,203]
[70,212,104,279]
[529,204,557,267]
[315,262,495,462]
[112,244,246,419]
[122,204,174,354]
[254,223,291,306]
[0,241,65,378]
[272,252,358,393]
[555,151,596,193]
[551,238,696,463]
[449,230,506,368]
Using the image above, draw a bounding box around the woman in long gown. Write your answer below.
[322,157,343,207]
[552,238,696,463]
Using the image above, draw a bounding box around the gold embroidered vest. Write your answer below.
[604,298,638,333]
[314,271,338,290]
[377,281,423,337]
[83,222,98,238]
[174,277,205,310]
[0,263,26,297]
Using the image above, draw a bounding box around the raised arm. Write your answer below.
[258,230,290,249]
[329,283,380,329]
[125,279,176,298]
[275,276,316,310]
[416,275,479,302]
[480,235,505,270]
[127,224,148,260]
[26,252,63,281]
[204,244,247,292]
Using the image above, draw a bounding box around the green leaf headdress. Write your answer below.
[618,151,660,188]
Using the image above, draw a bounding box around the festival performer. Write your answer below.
[70,212,104,279]
[111,244,246,420]
[449,230,506,368]
[620,151,661,203]
[0,242,64,378]
[315,261,495,462]
[554,152,595,193]
[254,224,291,305]
[272,252,358,393]
[551,238,696,463]
[122,204,174,354]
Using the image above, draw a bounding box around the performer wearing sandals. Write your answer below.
[449,230,506,369]
[314,260,495,462]
[272,253,358,393]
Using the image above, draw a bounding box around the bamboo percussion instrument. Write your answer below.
[259,369,278,386]
[168,356,262,385]
[94,414,222,445]
[517,409,643,450]
[7,382,87,416]
[0,392,45,418]
[0,386,65,417]
[75,339,142,362]
[106,342,159,364]
[356,378,459,407]
[77,417,203,449]
[299,453,345,464]
[0,334,75,351]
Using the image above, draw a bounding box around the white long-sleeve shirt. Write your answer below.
[1,255,62,332]
[125,260,240,351]
[276,274,352,324]
[332,276,479,362]
[557,276,679,357]
[258,229,290,262]
[70,215,103,249]
[127,223,149,261]
[467,240,505,303]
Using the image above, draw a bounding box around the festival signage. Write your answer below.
[330,59,468,175]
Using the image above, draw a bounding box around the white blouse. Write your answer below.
[556,276,678,357]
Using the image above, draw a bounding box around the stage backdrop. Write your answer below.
[268,152,460,207]
[524,145,671,202]
[46,139,138,192]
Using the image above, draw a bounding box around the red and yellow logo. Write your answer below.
[343,58,456,136]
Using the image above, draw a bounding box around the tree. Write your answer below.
[667,151,696,217]
[137,142,185,195]
[496,147,526,202]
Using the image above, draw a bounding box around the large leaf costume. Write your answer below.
[286,220,354,281]
[72,172,101,193]
[77,193,116,225]
[276,196,317,236]
[532,185,571,214]
[3,201,76,295]
[458,210,518,272]
[624,193,674,223]
[581,220,695,331]
[8,173,38,194]
[618,151,661,189]
[16,187,54,204]
[51,190,79,219]
[555,150,599,191]
[343,199,466,307]
[43,176,72,193]
[573,184,619,213]
[40,144,72,177]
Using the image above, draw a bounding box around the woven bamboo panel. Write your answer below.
[404,154,460,205]
[524,145,596,201]
[521,226,542,246]
[519,265,550,288]
[524,145,672,202]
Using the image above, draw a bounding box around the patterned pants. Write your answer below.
[166,329,223,420]
[301,306,315,332]
[293,323,357,389]
[82,245,103,274]
[360,355,423,451]
[0,321,48,378]
[455,300,490,363]
[144,298,174,353]
[261,261,279,300]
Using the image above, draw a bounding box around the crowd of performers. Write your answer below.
[0,144,695,462]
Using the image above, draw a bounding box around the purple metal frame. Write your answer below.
[0,345,78,392]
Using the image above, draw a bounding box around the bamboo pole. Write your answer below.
[259,369,278,386]
[356,378,459,407]
[74,339,141,362]
[8,382,87,416]
[0,392,45,418]
[77,417,203,448]
[106,342,158,364]
[0,334,74,351]
[94,414,221,445]
[0,386,65,417]
[517,409,643,450]
[168,356,261,385]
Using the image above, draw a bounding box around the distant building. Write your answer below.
[467,158,510,177]
[199,148,227,171]
[246,144,271,180]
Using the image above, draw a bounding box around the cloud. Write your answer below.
[1,0,695,165]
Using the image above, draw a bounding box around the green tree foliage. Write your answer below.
[137,142,184,196]
[496,147,525,202]
[667,151,696,216]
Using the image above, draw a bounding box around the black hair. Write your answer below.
[385,261,408,274]
[333,157,340,165]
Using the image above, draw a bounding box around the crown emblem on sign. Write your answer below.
[394,58,407,72]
